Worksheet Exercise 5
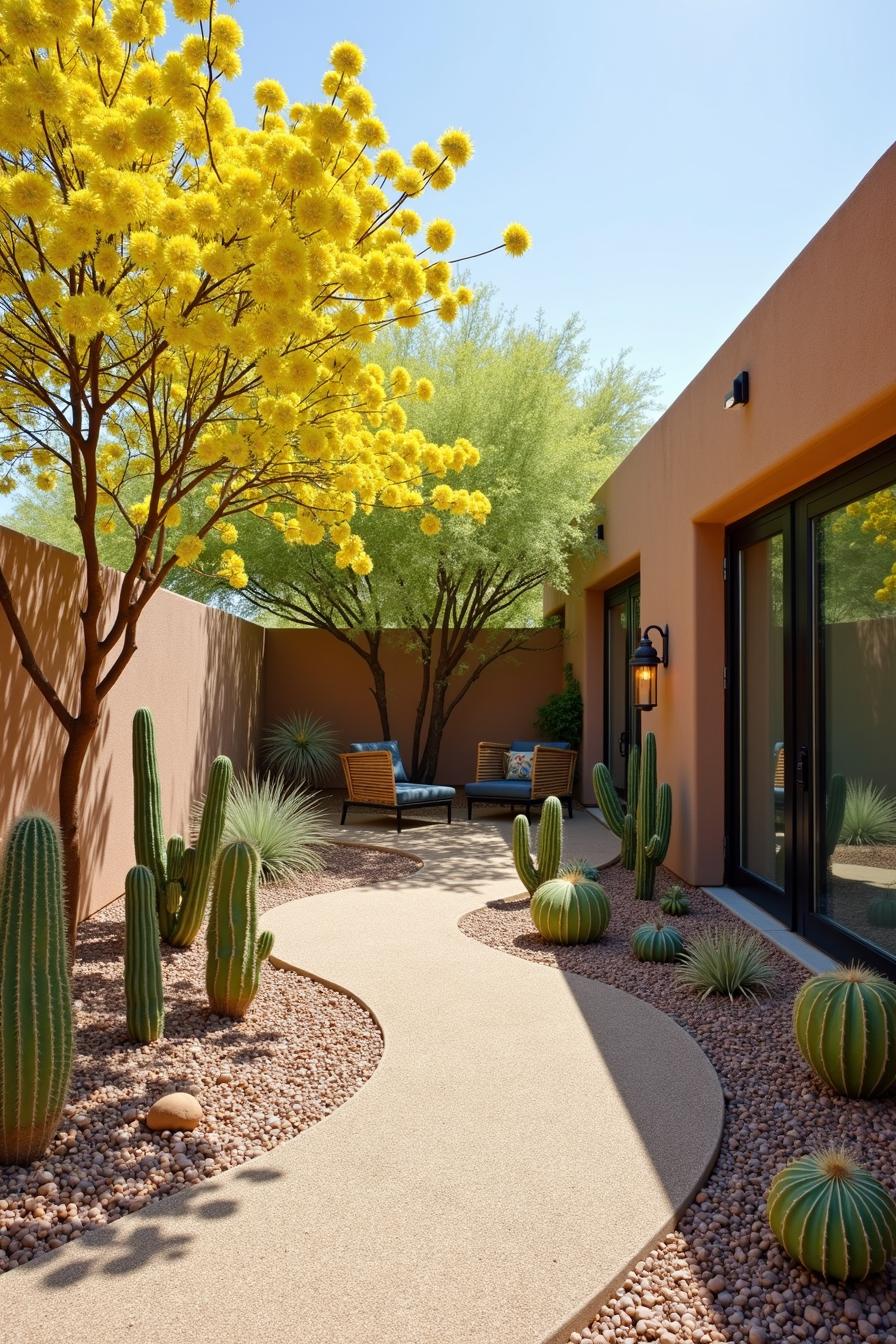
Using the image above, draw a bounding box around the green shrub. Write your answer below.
[839,779,896,846]
[263,712,338,787]
[535,663,583,745]
[676,927,775,1000]
[194,775,329,882]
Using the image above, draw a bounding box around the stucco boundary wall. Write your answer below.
[0,525,265,922]
[0,525,565,917]
[550,142,896,890]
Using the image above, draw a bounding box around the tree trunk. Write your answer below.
[368,644,391,739]
[58,717,97,958]
[416,678,449,783]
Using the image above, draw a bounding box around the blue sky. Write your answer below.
[221,0,895,409]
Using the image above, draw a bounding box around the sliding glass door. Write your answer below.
[728,442,896,974]
[604,577,641,794]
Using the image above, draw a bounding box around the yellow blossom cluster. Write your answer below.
[0,4,530,585]
[840,490,896,604]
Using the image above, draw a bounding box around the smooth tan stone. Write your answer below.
[145,1093,203,1132]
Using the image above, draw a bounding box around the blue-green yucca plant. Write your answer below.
[194,774,329,882]
[676,927,776,1000]
[263,713,338,788]
[839,779,896,847]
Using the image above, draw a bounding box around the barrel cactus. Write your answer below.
[869,893,896,928]
[512,796,562,897]
[660,885,690,916]
[0,814,74,1164]
[767,1148,896,1280]
[592,744,639,870]
[531,873,610,945]
[793,964,896,1098]
[124,865,165,1043]
[631,920,684,963]
[206,841,274,1018]
[133,707,232,947]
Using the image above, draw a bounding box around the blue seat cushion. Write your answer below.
[349,740,408,783]
[395,783,455,806]
[510,740,571,752]
[464,780,532,800]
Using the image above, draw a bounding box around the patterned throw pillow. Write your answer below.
[505,750,533,781]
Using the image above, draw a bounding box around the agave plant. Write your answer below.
[193,774,329,882]
[263,712,338,788]
[839,779,896,847]
[676,927,775,1000]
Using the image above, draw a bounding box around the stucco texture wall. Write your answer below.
[263,627,564,786]
[0,526,264,922]
[554,143,896,887]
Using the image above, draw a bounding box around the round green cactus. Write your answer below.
[767,1148,896,1280]
[793,964,896,1099]
[869,893,896,928]
[531,874,610,945]
[660,885,690,916]
[631,920,684,963]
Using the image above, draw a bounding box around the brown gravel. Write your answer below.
[0,843,418,1275]
[460,864,896,1344]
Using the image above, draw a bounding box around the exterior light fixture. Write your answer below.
[724,370,749,410]
[630,625,669,712]
[595,523,605,541]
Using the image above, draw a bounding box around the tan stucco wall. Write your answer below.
[0,526,265,921]
[555,142,896,886]
[263,627,564,785]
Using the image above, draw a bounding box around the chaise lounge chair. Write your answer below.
[339,740,455,833]
[464,740,577,821]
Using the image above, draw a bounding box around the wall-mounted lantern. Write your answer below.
[630,625,669,711]
[724,370,749,410]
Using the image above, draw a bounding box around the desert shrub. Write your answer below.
[839,779,896,846]
[676,927,775,1000]
[194,775,328,882]
[535,663,583,745]
[263,713,338,788]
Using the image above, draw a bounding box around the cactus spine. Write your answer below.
[206,841,274,1018]
[634,733,672,901]
[592,744,638,870]
[0,814,73,1164]
[124,865,165,1043]
[132,708,232,947]
[512,796,563,896]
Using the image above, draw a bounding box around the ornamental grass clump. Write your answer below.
[263,713,338,788]
[195,774,329,882]
[840,779,896,846]
[676,927,775,1000]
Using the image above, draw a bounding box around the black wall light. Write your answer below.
[725,370,749,410]
[630,624,669,711]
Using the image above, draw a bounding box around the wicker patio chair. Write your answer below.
[464,739,577,820]
[339,740,454,833]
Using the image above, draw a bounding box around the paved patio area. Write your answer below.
[0,806,724,1344]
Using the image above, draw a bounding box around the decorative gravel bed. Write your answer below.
[460,865,896,1344]
[0,843,419,1275]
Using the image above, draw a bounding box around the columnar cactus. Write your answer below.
[132,707,232,947]
[767,1148,896,1280]
[631,920,684,963]
[512,796,563,897]
[592,744,639,870]
[124,865,165,1043]
[531,873,610,945]
[206,841,274,1018]
[793,964,896,1098]
[633,733,672,901]
[0,814,74,1164]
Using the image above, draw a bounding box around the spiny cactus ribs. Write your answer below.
[512,796,562,896]
[206,840,274,1018]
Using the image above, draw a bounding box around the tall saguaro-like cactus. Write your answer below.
[124,865,165,1043]
[132,707,232,947]
[592,744,639,870]
[206,841,274,1018]
[0,814,74,1164]
[513,796,563,896]
[633,733,672,901]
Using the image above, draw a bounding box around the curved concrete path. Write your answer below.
[0,808,724,1344]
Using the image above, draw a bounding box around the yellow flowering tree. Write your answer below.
[0,0,529,948]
